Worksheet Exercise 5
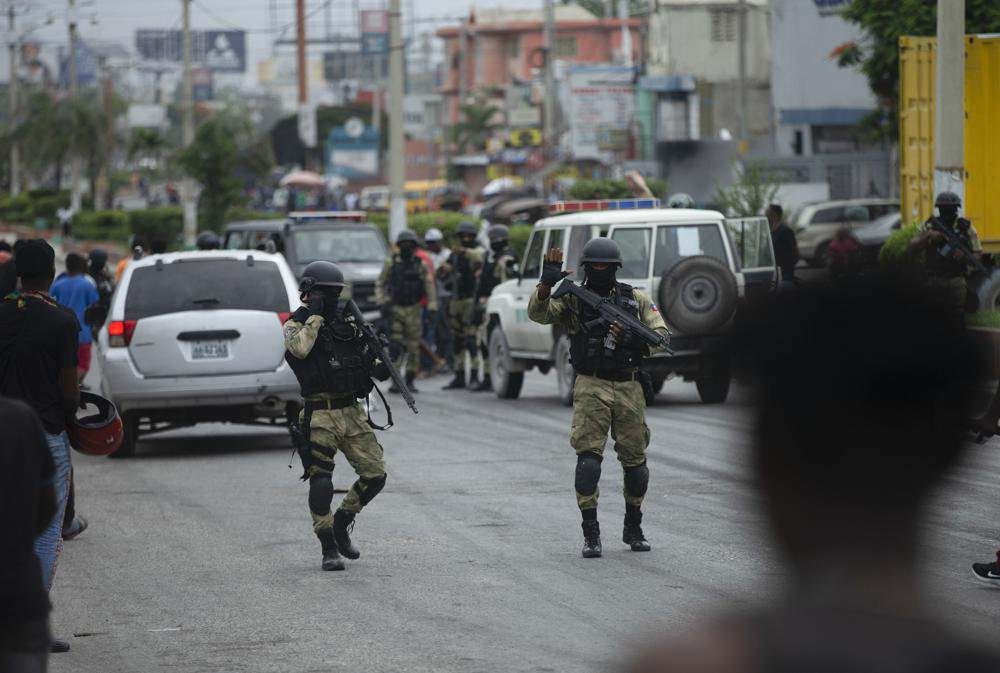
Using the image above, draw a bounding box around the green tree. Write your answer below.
[177,116,243,228]
[714,162,779,217]
[452,97,501,153]
[127,128,172,166]
[836,0,1000,140]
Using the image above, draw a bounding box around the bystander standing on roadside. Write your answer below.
[0,397,57,672]
[56,206,74,240]
[50,253,99,385]
[115,237,147,283]
[766,204,799,284]
[0,239,81,654]
[424,228,453,372]
[87,248,114,307]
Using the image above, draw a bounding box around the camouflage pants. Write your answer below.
[569,374,650,510]
[449,296,480,372]
[302,402,387,532]
[477,319,490,375]
[391,304,423,375]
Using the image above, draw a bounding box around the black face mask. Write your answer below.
[399,244,416,259]
[490,240,507,254]
[460,236,477,249]
[939,206,959,225]
[585,265,616,292]
[323,289,343,321]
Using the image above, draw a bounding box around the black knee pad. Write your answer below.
[575,452,603,496]
[308,473,334,515]
[355,473,387,507]
[623,462,649,498]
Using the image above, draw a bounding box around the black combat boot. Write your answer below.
[468,368,480,389]
[470,373,492,392]
[442,370,466,390]
[623,505,651,552]
[316,528,345,571]
[581,512,602,558]
[333,509,361,560]
[405,371,419,394]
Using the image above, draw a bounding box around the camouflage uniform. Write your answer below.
[916,216,983,311]
[284,314,388,531]
[447,246,485,373]
[528,286,668,510]
[475,249,519,376]
[376,253,436,376]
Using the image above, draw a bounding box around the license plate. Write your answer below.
[191,340,229,360]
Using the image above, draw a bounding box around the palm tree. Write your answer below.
[127,128,171,168]
[452,97,501,153]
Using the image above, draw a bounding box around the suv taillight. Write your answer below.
[108,320,137,347]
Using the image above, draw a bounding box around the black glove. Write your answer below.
[540,260,566,287]
[306,291,325,317]
[613,322,633,348]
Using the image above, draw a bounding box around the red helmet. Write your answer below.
[69,392,124,456]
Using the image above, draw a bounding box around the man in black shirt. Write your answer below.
[767,204,799,283]
[0,239,79,654]
[0,398,56,671]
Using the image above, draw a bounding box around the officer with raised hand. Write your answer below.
[441,221,485,390]
[908,191,984,310]
[528,239,669,558]
[376,230,436,393]
[469,224,520,392]
[284,261,391,572]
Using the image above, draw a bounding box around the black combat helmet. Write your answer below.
[196,231,220,250]
[487,224,510,243]
[935,191,962,208]
[579,237,623,267]
[299,260,346,295]
[396,229,419,245]
[456,221,478,237]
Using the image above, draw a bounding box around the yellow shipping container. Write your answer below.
[899,35,1000,252]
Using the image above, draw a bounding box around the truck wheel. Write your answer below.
[489,326,524,399]
[658,256,737,335]
[555,335,575,406]
[808,242,829,268]
[696,376,730,404]
[109,411,139,459]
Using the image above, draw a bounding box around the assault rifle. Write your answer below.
[928,218,987,275]
[551,280,673,356]
[345,299,418,417]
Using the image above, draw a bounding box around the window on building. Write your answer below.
[710,9,738,42]
[657,94,690,141]
[554,36,577,58]
[507,36,520,59]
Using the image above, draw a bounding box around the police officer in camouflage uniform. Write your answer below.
[376,230,436,393]
[284,261,391,571]
[441,221,485,390]
[528,239,669,558]
[908,191,983,311]
[469,224,520,392]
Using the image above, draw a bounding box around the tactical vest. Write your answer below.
[569,283,644,377]
[453,250,477,298]
[926,217,976,278]
[285,319,375,398]
[388,256,424,306]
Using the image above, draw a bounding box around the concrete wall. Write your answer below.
[648,4,771,83]
[770,0,876,117]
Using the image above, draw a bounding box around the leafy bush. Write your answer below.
[0,193,33,223]
[878,222,922,268]
[968,311,1000,329]
[645,177,668,199]
[73,210,130,242]
[568,179,632,200]
[32,193,70,220]
[224,208,285,224]
[128,207,183,245]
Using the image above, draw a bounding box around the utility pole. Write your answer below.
[296,0,307,108]
[618,0,631,67]
[67,0,82,213]
[7,4,19,196]
[737,0,748,153]
[935,0,965,200]
[387,0,406,240]
[181,0,197,246]
[542,0,555,160]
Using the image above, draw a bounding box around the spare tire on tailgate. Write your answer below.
[658,255,737,335]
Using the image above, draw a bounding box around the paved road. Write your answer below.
[51,370,1000,672]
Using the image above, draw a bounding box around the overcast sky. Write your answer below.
[11,0,541,84]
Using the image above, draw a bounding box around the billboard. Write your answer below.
[59,40,99,87]
[567,65,635,162]
[360,10,389,57]
[135,29,246,72]
[326,122,380,179]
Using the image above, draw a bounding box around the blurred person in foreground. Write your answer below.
[0,398,57,672]
[0,240,80,654]
[627,274,999,673]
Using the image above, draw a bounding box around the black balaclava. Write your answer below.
[585,264,616,294]
[399,242,416,260]
[321,287,344,322]
[490,239,507,254]
[938,205,959,226]
[460,234,478,249]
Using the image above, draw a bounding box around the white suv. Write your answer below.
[484,204,777,405]
[95,250,302,457]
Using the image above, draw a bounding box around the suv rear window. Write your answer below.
[125,259,289,320]
[653,224,727,275]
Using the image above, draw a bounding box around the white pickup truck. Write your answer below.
[483,203,778,405]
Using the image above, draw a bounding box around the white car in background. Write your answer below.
[94,250,302,457]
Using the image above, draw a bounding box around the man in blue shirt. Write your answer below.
[50,253,98,384]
